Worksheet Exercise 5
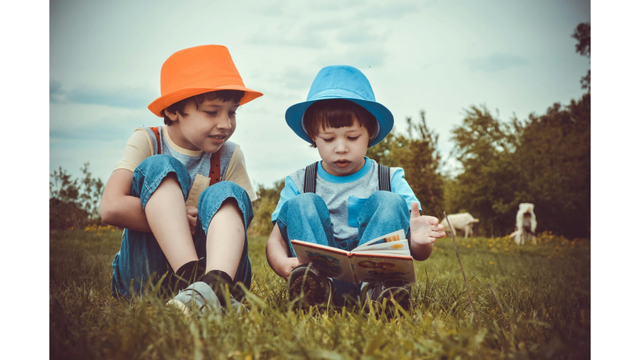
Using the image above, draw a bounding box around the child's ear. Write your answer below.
[164,109,179,122]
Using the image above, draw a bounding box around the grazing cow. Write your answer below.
[441,213,479,238]
[510,203,537,245]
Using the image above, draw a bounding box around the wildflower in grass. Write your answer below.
[489,261,494,265]
[467,245,471,248]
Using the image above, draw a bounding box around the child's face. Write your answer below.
[165,97,239,153]
[314,121,370,176]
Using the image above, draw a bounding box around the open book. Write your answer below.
[291,229,415,284]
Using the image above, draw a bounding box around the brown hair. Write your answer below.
[163,90,245,125]
[302,99,377,147]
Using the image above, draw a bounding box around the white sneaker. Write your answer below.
[166,281,222,315]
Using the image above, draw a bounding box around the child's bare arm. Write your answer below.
[100,169,152,232]
[409,202,446,261]
[265,225,300,280]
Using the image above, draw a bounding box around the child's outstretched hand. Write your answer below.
[410,202,446,245]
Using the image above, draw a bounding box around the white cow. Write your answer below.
[441,213,479,238]
[510,203,537,245]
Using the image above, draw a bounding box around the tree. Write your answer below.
[512,93,591,238]
[248,180,285,236]
[50,166,86,230]
[78,162,104,220]
[449,105,521,236]
[448,94,590,239]
[369,111,444,217]
[50,163,104,230]
[572,22,591,92]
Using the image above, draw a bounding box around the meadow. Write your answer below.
[50,226,590,359]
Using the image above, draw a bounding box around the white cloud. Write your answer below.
[49,0,591,190]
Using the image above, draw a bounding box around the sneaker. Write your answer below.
[287,263,334,307]
[362,280,411,315]
[166,281,222,316]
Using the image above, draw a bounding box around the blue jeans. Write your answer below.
[111,155,253,299]
[275,192,411,305]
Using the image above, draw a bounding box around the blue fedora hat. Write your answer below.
[285,65,394,147]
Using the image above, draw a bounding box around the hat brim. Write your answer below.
[285,98,394,147]
[148,85,263,117]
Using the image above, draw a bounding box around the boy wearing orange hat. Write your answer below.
[100,45,262,314]
[265,65,446,312]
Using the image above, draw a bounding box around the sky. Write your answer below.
[48,0,592,189]
[5,0,640,357]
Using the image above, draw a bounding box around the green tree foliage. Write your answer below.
[572,22,590,92]
[448,95,590,239]
[248,180,285,236]
[449,105,521,236]
[513,94,591,238]
[369,111,444,217]
[50,163,104,230]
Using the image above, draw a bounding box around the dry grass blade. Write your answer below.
[488,282,516,338]
[443,211,478,323]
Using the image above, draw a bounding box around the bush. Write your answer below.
[50,163,104,230]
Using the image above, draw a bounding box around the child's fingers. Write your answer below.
[186,206,198,217]
[411,202,420,218]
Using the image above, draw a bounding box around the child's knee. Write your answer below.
[199,181,253,228]
[359,191,408,223]
[138,154,182,171]
[200,182,250,207]
[368,191,404,208]
[135,155,190,189]
[217,198,242,217]
[285,193,326,216]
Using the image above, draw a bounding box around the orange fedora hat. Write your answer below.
[148,45,263,117]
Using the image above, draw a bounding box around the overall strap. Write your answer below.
[303,162,392,193]
[150,126,162,154]
[303,162,317,193]
[377,164,391,191]
[150,126,220,186]
[208,151,222,186]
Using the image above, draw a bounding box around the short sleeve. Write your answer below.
[115,128,154,172]
[390,168,421,212]
[225,145,257,201]
[270,176,302,223]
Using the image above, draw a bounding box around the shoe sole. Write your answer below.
[288,267,328,306]
[166,299,191,316]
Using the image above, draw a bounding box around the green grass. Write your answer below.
[50,227,590,359]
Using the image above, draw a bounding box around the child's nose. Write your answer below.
[217,116,232,129]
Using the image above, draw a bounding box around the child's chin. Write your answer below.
[203,143,224,153]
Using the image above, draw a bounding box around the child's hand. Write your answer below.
[279,257,302,280]
[186,205,198,236]
[410,202,446,245]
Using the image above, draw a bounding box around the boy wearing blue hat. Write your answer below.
[100,45,262,315]
[265,65,446,310]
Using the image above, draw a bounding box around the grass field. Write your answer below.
[50,227,590,359]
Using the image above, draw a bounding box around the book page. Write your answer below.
[353,229,406,251]
[351,253,416,284]
[291,240,356,283]
[352,239,411,255]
